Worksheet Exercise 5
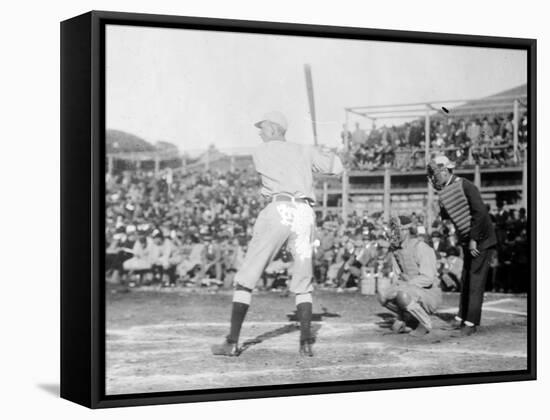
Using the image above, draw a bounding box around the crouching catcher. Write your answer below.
[377,216,442,336]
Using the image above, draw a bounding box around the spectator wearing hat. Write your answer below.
[429,230,448,259]
[408,120,424,148]
[175,237,204,284]
[466,119,481,146]
[221,238,245,288]
[340,123,352,150]
[106,226,135,284]
[123,232,155,284]
[518,112,528,147]
[351,122,367,148]
[149,230,178,286]
[197,237,223,286]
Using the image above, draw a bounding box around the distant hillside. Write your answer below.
[155,140,179,152]
[106,129,156,154]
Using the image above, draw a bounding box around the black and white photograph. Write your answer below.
[102,19,533,397]
[4,0,550,415]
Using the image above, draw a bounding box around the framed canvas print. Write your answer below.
[60,11,536,408]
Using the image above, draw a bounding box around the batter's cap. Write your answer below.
[254,111,288,131]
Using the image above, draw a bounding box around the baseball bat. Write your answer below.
[304,64,318,146]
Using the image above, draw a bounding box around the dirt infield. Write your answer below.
[106,288,527,395]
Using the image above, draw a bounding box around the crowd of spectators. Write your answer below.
[105,167,266,287]
[311,204,528,294]
[105,164,528,294]
[342,111,528,171]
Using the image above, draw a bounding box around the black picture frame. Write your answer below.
[60,10,537,409]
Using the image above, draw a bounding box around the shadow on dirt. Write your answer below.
[238,323,323,355]
[434,312,456,322]
[286,307,341,322]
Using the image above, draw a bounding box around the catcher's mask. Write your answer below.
[388,216,413,248]
[427,156,455,191]
[427,163,444,190]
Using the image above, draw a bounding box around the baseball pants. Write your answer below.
[459,246,494,325]
[234,201,315,294]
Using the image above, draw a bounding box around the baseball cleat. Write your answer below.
[442,318,463,331]
[211,340,239,356]
[391,319,411,334]
[299,341,314,357]
[460,325,477,336]
[409,324,430,337]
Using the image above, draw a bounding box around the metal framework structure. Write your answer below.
[318,91,528,227]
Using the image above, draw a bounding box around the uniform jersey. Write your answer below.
[235,140,343,294]
[388,237,442,314]
[252,141,344,201]
[392,238,439,289]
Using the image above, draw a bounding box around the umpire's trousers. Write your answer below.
[459,246,494,325]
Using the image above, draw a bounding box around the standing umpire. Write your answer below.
[427,155,497,335]
[211,111,343,357]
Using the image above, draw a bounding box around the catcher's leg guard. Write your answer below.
[405,301,432,331]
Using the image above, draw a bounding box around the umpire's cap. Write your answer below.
[254,111,288,131]
[428,155,456,171]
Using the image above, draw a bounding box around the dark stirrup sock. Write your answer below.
[296,302,313,343]
[226,287,252,344]
[227,302,249,344]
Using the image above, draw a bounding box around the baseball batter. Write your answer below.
[211,111,343,357]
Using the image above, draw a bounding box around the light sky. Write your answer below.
[106,25,527,154]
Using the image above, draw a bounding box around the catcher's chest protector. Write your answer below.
[394,240,421,276]
[439,178,471,238]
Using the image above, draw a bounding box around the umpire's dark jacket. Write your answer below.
[441,175,497,250]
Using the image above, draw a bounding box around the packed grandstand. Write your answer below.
[105,85,528,295]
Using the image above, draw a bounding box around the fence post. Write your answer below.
[344,109,350,152]
[383,167,391,223]
[342,170,349,225]
[322,180,328,219]
[513,98,519,164]
[425,110,434,231]
[474,163,481,189]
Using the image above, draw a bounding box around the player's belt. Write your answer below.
[272,194,312,205]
